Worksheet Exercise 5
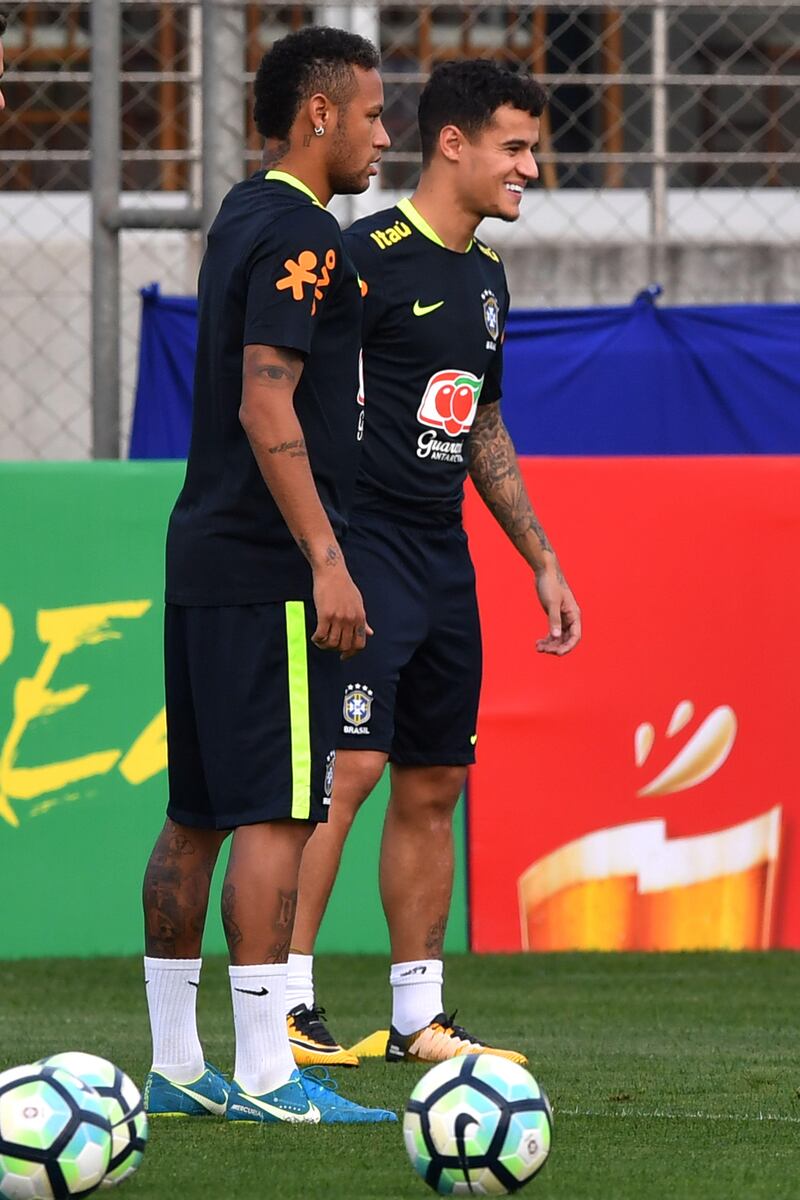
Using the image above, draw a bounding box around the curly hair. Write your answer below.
[0,12,7,35]
[419,59,547,164]
[253,26,380,141]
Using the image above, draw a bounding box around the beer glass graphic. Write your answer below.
[518,808,781,951]
[517,704,782,951]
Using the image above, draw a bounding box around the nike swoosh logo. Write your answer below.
[232,1094,319,1123]
[234,986,269,996]
[412,300,445,317]
[188,980,199,988]
[173,1082,227,1116]
[455,1112,479,1190]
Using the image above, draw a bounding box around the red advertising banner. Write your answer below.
[465,458,800,952]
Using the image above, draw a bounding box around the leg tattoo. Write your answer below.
[143,820,222,957]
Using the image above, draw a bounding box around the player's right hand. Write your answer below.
[311,565,373,660]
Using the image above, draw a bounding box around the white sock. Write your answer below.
[143,956,204,1083]
[285,952,315,1013]
[230,964,296,1096]
[390,959,444,1035]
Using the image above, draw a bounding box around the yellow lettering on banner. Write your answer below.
[0,606,12,665]
[0,600,151,828]
[119,708,167,785]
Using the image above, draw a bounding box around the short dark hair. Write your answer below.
[0,12,7,35]
[418,59,546,164]
[253,25,380,141]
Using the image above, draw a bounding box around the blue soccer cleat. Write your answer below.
[226,1070,320,1124]
[300,1067,398,1124]
[143,1061,229,1117]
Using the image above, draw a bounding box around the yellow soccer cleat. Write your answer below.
[385,1011,527,1066]
[287,1004,360,1068]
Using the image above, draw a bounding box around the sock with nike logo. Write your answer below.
[390,959,444,1035]
[144,956,205,1083]
[230,963,295,1096]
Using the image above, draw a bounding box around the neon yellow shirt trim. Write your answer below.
[265,169,324,209]
[396,197,474,254]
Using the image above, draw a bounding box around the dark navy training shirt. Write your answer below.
[344,198,509,527]
[166,170,363,604]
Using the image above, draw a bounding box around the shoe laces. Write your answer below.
[300,1066,339,1094]
[292,1004,338,1046]
[437,1010,483,1046]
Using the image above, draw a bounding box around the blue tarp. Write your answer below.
[129,284,197,460]
[129,283,800,458]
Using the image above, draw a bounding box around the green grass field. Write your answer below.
[2,953,799,1199]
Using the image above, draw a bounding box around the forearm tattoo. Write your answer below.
[469,405,559,570]
[298,540,342,568]
[267,438,307,458]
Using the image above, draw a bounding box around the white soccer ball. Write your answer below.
[403,1055,552,1195]
[39,1055,146,1188]
[0,1063,112,1199]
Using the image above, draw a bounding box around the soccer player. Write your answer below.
[285,60,581,1068]
[141,27,395,1125]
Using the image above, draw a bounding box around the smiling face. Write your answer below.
[328,66,391,195]
[455,105,540,222]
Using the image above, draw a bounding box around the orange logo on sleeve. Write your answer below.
[276,248,337,315]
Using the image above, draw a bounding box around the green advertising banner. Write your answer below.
[0,464,466,959]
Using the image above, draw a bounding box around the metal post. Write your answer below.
[90,0,121,459]
[650,0,668,285]
[201,0,246,237]
[187,1,204,288]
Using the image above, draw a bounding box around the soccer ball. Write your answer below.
[0,1063,112,1199]
[39,1056,146,1189]
[403,1055,552,1195]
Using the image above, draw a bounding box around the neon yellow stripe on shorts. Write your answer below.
[284,601,312,819]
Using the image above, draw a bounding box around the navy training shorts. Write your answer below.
[164,601,338,829]
[339,514,482,766]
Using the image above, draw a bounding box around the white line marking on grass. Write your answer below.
[557,1107,800,1125]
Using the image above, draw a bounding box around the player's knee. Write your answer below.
[332,750,386,815]
[392,764,466,821]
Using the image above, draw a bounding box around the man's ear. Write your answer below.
[439,124,464,163]
[306,91,330,134]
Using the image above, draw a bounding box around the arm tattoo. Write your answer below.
[244,346,302,390]
[297,540,342,568]
[267,438,307,458]
[469,404,561,573]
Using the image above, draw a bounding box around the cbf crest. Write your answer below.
[482,289,500,342]
[343,683,374,734]
[323,750,336,805]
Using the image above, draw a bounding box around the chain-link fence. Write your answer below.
[1,0,798,458]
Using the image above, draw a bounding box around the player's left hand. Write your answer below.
[534,567,582,656]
